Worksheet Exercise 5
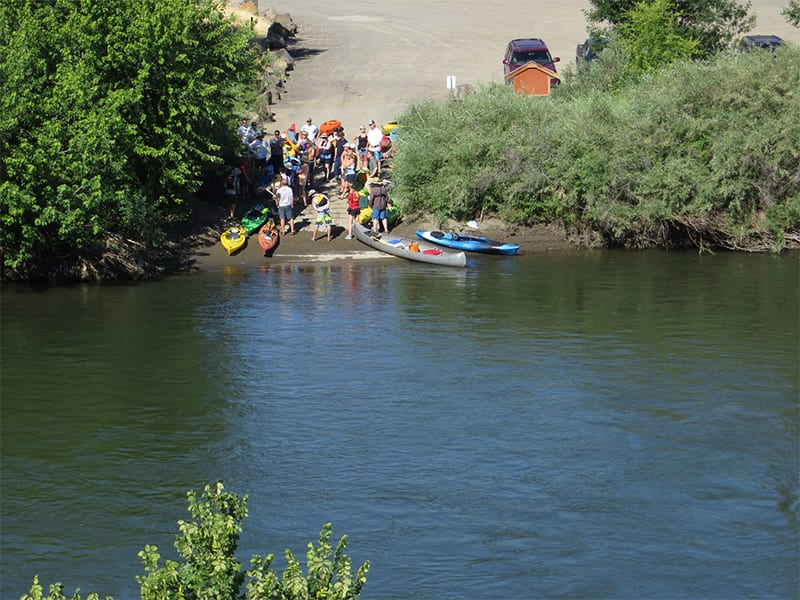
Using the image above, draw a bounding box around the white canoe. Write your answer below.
[353,224,467,267]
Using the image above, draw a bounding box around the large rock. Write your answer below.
[271,48,295,72]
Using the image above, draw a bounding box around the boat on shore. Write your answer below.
[415,230,520,255]
[354,224,466,267]
[258,221,280,256]
[220,226,247,255]
[241,204,271,235]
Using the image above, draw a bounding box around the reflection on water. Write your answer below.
[2,251,798,599]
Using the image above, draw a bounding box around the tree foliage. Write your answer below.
[0,0,259,279]
[23,482,370,600]
[586,0,755,54]
[616,0,700,75]
[785,0,800,26]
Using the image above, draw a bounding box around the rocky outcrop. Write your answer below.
[228,3,299,123]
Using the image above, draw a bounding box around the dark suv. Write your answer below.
[503,38,560,81]
[576,37,607,63]
[738,35,784,51]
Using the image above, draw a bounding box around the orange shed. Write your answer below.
[504,63,561,96]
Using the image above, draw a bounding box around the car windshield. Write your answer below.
[511,49,551,64]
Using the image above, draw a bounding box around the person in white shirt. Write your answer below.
[248,133,270,176]
[366,119,383,161]
[274,176,295,235]
[237,119,251,144]
[300,117,319,142]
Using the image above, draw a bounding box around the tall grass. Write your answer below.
[390,47,800,251]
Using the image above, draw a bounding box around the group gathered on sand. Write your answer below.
[225,116,397,241]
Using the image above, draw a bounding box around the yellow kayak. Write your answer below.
[220,226,247,255]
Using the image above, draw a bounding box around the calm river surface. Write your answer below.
[2,250,798,599]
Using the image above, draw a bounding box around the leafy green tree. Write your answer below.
[23,482,370,600]
[0,0,259,279]
[586,0,754,54]
[784,0,800,26]
[616,0,700,75]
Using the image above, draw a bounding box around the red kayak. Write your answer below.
[258,221,280,256]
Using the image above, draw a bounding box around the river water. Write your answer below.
[1,251,798,599]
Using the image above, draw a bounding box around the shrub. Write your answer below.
[22,482,370,600]
[389,46,800,252]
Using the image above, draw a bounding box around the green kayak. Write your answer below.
[241,204,270,235]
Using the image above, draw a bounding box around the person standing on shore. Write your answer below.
[368,178,390,234]
[310,192,333,242]
[339,143,357,198]
[301,117,319,142]
[248,132,270,178]
[366,119,383,162]
[355,125,369,169]
[274,175,295,235]
[345,180,361,240]
[224,167,241,219]
[331,129,348,193]
[316,133,333,180]
[269,130,285,177]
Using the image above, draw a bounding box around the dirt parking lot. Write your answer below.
[261,0,797,133]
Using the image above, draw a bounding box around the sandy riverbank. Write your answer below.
[189,175,577,272]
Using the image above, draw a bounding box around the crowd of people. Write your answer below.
[225,116,395,239]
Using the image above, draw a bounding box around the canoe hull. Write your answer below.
[416,230,520,255]
[354,224,466,267]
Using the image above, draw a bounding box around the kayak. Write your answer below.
[258,221,280,256]
[354,224,466,267]
[319,119,341,135]
[415,230,520,255]
[220,226,247,255]
[241,204,270,235]
[381,121,399,135]
[359,205,400,227]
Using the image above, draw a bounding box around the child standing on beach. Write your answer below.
[345,182,361,240]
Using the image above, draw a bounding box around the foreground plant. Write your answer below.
[23,482,370,600]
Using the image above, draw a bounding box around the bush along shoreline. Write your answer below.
[391,46,800,254]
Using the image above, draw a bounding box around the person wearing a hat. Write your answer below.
[368,178,390,235]
[339,143,357,198]
[248,131,270,178]
[310,192,333,242]
[316,133,333,180]
[301,117,319,142]
[366,119,383,160]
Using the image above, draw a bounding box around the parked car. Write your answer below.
[503,38,560,84]
[738,35,784,51]
[575,37,607,63]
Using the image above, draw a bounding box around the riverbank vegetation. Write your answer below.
[391,45,800,252]
[22,482,369,600]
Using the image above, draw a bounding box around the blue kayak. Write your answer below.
[416,230,520,255]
